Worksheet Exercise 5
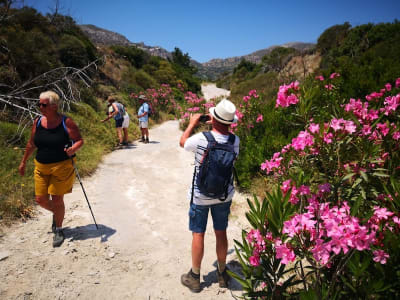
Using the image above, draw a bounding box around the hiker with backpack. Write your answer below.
[18,90,84,247]
[137,94,150,143]
[101,96,128,146]
[179,99,240,293]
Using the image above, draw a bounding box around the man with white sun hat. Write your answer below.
[179,98,240,292]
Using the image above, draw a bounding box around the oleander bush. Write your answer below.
[231,75,400,299]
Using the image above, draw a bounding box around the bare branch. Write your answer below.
[0,56,104,143]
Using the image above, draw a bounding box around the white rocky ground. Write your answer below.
[0,84,251,300]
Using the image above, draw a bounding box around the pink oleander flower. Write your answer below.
[289,187,299,204]
[385,83,392,91]
[276,81,300,108]
[291,131,314,151]
[256,114,263,123]
[315,75,324,81]
[261,152,283,174]
[249,255,260,266]
[330,72,340,79]
[396,78,400,88]
[281,179,292,194]
[308,123,320,134]
[343,120,357,134]
[373,250,389,264]
[373,206,394,221]
[325,84,333,90]
[275,240,296,264]
[243,95,251,102]
[249,89,259,98]
[362,125,372,136]
[330,118,344,131]
[377,123,389,136]
[323,132,333,144]
[393,131,400,140]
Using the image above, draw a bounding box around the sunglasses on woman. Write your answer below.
[38,103,48,107]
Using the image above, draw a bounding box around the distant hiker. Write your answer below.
[137,94,150,143]
[179,99,240,292]
[102,96,128,146]
[121,107,130,145]
[18,90,84,248]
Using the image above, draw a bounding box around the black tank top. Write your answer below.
[34,116,70,164]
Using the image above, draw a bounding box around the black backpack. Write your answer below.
[147,103,153,117]
[194,132,237,201]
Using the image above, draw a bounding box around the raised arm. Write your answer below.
[179,113,201,148]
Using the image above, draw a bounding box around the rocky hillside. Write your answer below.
[79,24,315,80]
[79,25,131,46]
[79,25,171,60]
[198,42,315,80]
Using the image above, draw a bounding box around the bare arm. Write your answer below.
[179,113,201,148]
[101,103,118,122]
[18,121,37,176]
[65,118,84,157]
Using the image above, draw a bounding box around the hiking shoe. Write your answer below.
[140,137,145,142]
[53,229,65,248]
[122,141,129,146]
[181,269,201,293]
[217,267,231,288]
[145,138,149,144]
[51,215,56,233]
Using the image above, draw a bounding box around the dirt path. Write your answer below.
[0,86,250,300]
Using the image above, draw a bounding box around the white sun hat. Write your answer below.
[209,99,238,125]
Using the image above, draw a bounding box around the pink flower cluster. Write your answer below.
[261,152,283,174]
[280,200,398,266]
[276,81,300,108]
[245,197,397,267]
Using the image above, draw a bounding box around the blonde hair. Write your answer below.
[39,91,60,107]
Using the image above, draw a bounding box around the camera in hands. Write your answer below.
[199,114,210,123]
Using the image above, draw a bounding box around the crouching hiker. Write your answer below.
[179,99,240,293]
[101,96,127,146]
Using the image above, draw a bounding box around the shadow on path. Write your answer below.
[63,224,116,243]
[201,256,244,292]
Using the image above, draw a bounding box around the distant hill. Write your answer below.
[79,24,171,60]
[198,42,315,80]
[79,24,315,80]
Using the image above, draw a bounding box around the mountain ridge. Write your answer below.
[79,24,315,80]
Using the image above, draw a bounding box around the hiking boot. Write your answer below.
[53,229,65,248]
[51,215,56,233]
[181,269,201,293]
[145,138,149,144]
[217,267,231,288]
[140,136,145,142]
[122,141,129,146]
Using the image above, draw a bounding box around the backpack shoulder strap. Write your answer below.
[202,131,216,143]
[227,133,235,145]
[62,115,68,134]
[36,116,42,128]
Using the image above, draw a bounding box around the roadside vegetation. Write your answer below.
[1,4,400,296]
[0,4,200,220]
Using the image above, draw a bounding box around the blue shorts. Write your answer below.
[115,117,123,128]
[188,201,232,233]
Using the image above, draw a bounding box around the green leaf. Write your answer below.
[359,170,368,182]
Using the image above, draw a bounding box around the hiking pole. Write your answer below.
[71,158,99,229]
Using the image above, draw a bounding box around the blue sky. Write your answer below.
[25,0,400,63]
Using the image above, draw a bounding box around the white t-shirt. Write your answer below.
[184,131,240,205]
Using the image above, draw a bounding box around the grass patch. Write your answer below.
[0,101,143,221]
